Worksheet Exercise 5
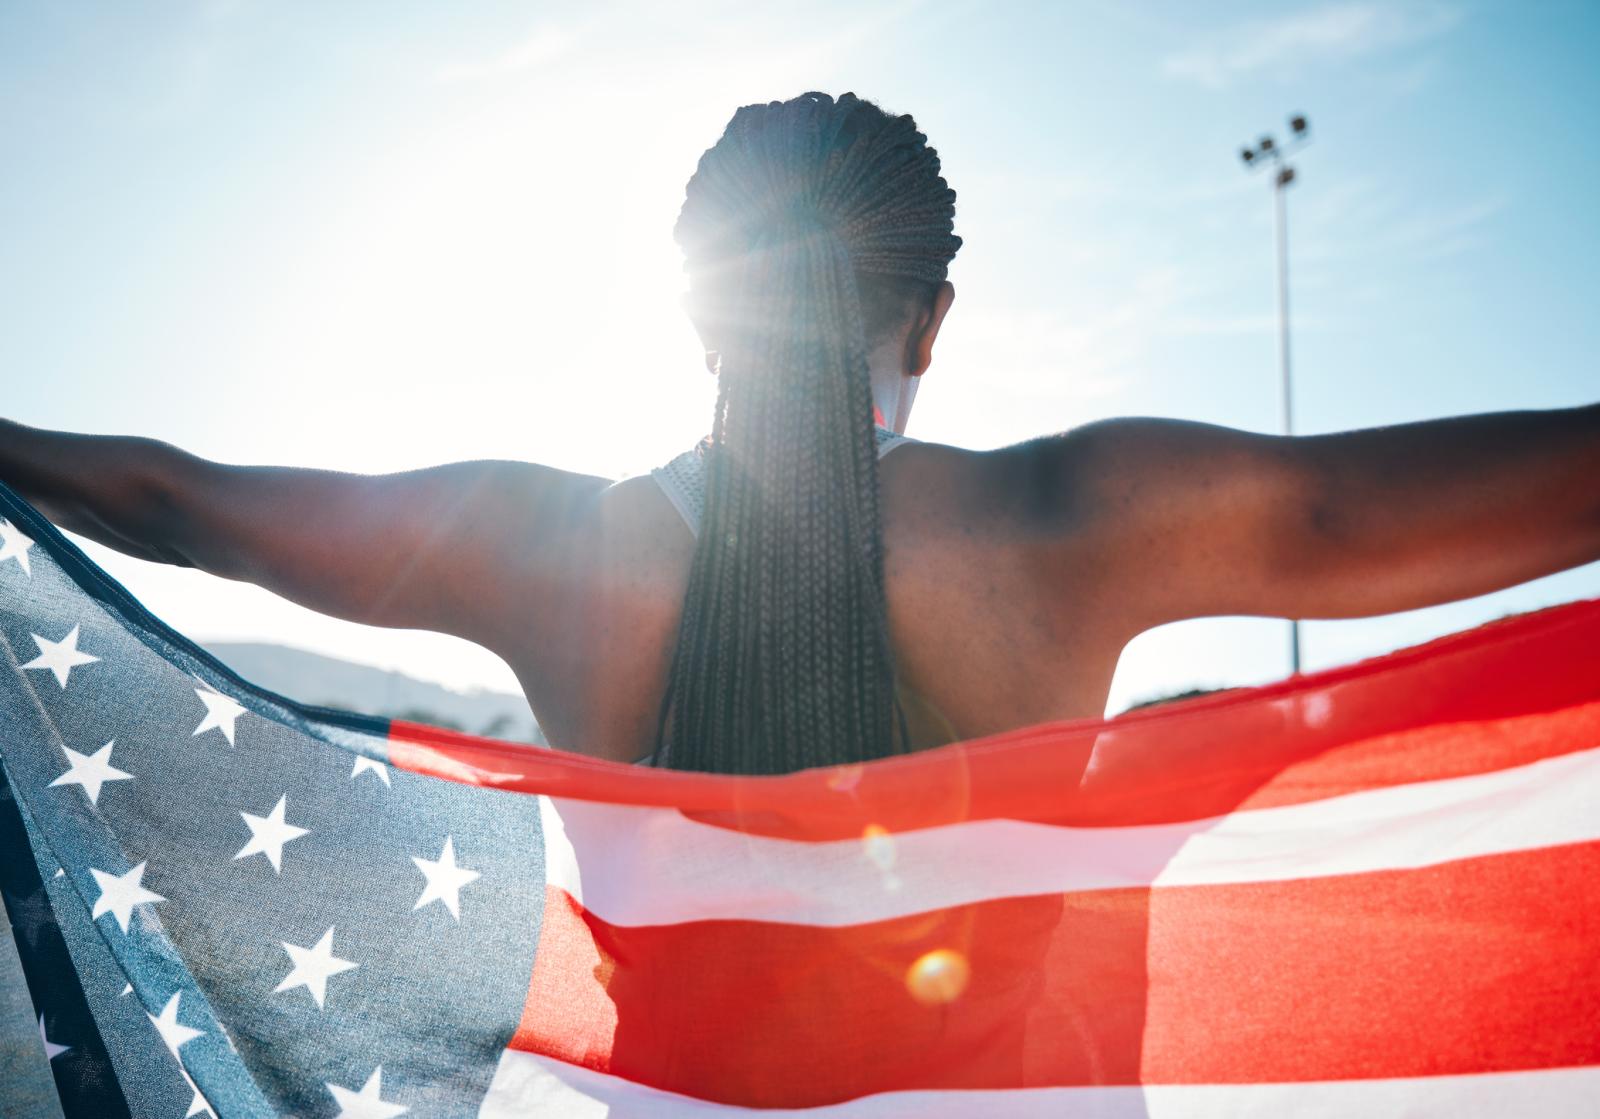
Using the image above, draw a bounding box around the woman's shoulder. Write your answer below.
[622,426,1104,548]
[878,433,1090,536]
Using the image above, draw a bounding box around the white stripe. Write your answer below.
[539,745,1600,927]
[479,1049,1600,1117]
[538,793,582,904]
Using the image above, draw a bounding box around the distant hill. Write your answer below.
[202,641,544,744]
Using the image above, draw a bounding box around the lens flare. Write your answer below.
[826,764,864,793]
[862,824,896,871]
[905,948,970,1006]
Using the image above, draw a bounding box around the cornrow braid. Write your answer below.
[655,91,961,775]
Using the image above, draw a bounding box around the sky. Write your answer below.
[2,0,1597,716]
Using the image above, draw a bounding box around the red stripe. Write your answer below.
[1221,701,1600,812]
[387,598,1600,840]
[510,886,617,1071]
[509,842,1600,1108]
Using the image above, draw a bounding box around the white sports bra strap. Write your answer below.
[651,427,913,539]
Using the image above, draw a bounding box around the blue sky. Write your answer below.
[2,1,1596,712]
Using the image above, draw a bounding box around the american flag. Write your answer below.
[1,480,1597,1118]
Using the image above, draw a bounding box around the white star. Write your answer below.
[411,836,480,922]
[49,739,132,805]
[234,795,309,874]
[147,992,203,1058]
[192,685,246,746]
[274,927,358,1009]
[38,1014,69,1060]
[21,625,98,688]
[0,519,33,576]
[327,1066,408,1119]
[350,755,391,786]
[181,1068,213,1118]
[89,862,164,933]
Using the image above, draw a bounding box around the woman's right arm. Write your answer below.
[0,418,613,648]
[0,420,199,565]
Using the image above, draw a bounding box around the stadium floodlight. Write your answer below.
[1238,114,1312,675]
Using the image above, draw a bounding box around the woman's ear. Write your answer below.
[683,290,718,374]
[907,281,956,378]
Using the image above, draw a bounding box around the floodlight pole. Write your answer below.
[1241,116,1309,676]
[1274,173,1294,454]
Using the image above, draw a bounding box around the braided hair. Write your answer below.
[655,92,961,775]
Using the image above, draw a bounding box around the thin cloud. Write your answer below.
[1165,313,1285,337]
[1375,197,1503,258]
[1162,3,1460,88]
[1297,178,1505,266]
[435,27,578,84]
[934,267,1186,414]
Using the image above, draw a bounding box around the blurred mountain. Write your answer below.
[202,641,544,744]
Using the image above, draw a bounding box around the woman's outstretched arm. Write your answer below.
[0,419,612,647]
[1023,402,1600,630]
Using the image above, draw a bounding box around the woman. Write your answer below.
[3,91,1597,774]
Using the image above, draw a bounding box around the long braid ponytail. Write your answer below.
[656,92,960,775]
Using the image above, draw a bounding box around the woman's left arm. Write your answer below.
[1036,402,1600,628]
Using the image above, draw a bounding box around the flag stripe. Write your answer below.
[512,842,1600,1107]
[536,744,1600,928]
[480,1052,1600,1119]
[386,600,1600,839]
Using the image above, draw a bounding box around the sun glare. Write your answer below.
[244,91,714,484]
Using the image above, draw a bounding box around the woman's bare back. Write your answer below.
[509,438,1182,764]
